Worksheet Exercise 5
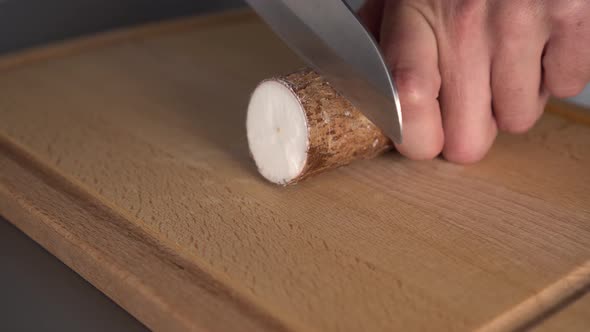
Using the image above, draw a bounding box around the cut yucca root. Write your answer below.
[246,69,392,185]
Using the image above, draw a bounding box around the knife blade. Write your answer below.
[244,0,403,144]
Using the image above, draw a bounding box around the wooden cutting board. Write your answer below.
[533,295,590,332]
[0,10,589,332]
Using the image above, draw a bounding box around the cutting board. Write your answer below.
[533,295,590,332]
[0,10,589,332]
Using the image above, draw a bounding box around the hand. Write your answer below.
[359,0,590,163]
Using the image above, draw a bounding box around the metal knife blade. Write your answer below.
[244,0,403,144]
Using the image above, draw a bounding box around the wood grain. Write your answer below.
[0,10,589,332]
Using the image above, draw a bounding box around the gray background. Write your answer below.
[0,218,149,331]
[0,0,244,54]
[0,0,588,331]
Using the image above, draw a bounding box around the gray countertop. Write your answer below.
[0,217,148,331]
[569,85,590,108]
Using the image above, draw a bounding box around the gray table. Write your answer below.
[0,217,148,331]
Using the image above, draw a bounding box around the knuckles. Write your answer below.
[549,0,588,29]
[446,0,488,45]
[392,69,441,116]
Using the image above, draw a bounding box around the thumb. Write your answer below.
[380,2,444,160]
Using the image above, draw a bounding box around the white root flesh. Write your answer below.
[246,69,392,185]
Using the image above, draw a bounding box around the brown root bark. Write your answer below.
[249,69,393,184]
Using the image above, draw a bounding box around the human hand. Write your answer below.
[359,0,590,163]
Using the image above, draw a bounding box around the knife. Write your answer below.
[244,0,403,144]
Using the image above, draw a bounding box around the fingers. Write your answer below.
[375,0,589,164]
[438,4,497,164]
[490,4,549,133]
[543,5,590,98]
[380,2,444,160]
[357,0,385,41]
